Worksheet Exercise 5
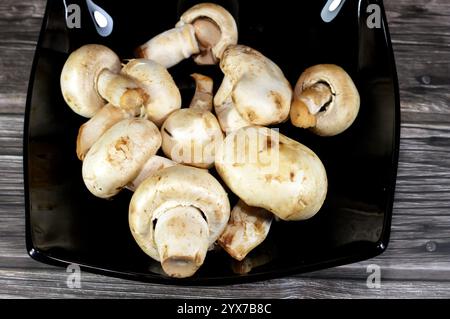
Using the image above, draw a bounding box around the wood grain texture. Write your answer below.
[0,0,449,298]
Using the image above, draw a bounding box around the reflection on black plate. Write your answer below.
[24,0,400,284]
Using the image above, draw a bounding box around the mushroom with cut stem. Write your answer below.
[121,59,182,127]
[215,126,328,221]
[219,200,273,261]
[129,165,230,278]
[161,74,224,169]
[60,44,148,118]
[290,64,360,136]
[82,118,162,199]
[136,3,238,68]
[75,58,182,160]
[214,45,292,134]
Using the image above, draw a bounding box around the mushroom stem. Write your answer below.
[136,24,200,69]
[76,104,130,160]
[290,99,317,129]
[214,45,292,132]
[96,69,148,115]
[189,73,214,112]
[299,83,333,115]
[154,206,209,278]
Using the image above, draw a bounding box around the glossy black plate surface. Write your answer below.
[24,0,400,285]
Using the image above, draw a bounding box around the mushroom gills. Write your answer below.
[154,206,209,278]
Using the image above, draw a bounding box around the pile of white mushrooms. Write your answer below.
[60,3,360,278]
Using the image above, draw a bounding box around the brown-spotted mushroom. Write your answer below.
[129,165,230,278]
[61,44,148,118]
[215,126,328,221]
[76,58,181,160]
[214,45,292,133]
[76,104,131,160]
[82,118,161,199]
[290,64,360,136]
[219,200,273,261]
[121,59,182,127]
[161,74,223,169]
[136,3,238,68]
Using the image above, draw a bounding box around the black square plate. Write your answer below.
[24,0,400,285]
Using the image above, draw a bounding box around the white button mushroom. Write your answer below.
[215,126,328,221]
[76,104,130,160]
[75,58,182,160]
[121,59,182,127]
[82,118,161,199]
[136,3,238,68]
[161,74,223,169]
[214,45,293,133]
[129,165,231,278]
[219,200,273,261]
[175,3,238,65]
[290,64,360,136]
[60,44,148,118]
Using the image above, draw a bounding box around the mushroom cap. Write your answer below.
[76,104,130,160]
[129,165,230,261]
[218,45,292,126]
[82,118,161,198]
[127,156,176,192]
[215,126,328,221]
[295,64,360,136]
[214,76,251,133]
[121,59,182,127]
[219,200,273,261]
[161,108,223,169]
[176,3,238,62]
[60,44,121,118]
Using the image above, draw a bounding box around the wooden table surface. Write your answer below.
[1,0,449,298]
